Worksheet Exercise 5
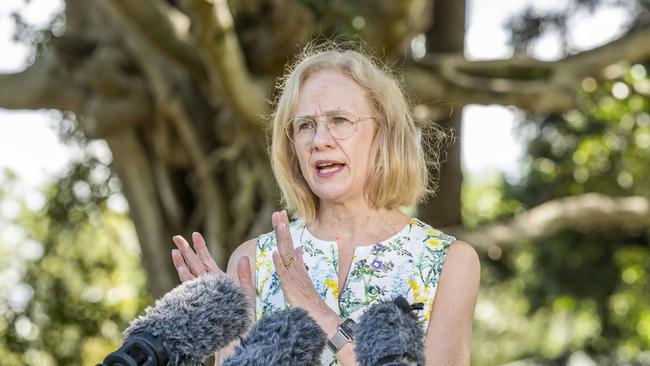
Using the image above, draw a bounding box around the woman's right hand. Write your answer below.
[171,232,224,282]
[172,235,257,363]
[171,232,255,305]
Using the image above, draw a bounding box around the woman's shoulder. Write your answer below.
[446,239,480,266]
[227,238,257,271]
[408,218,480,286]
[407,218,476,258]
[231,238,257,257]
[408,217,479,273]
[405,217,456,248]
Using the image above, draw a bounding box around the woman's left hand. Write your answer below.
[271,210,333,319]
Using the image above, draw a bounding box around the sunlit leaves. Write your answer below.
[0,142,150,365]
[470,61,650,364]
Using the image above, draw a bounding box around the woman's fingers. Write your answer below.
[172,249,196,282]
[272,250,287,277]
[273,211,295,264]
[237,256,256,303]
[295,246,305,266]
[172,235,206,276]
[191,232,223,274]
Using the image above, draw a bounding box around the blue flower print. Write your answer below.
[371,259,383,271]
[371,243,385,253]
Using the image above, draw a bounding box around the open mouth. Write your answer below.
[315,161,345,176]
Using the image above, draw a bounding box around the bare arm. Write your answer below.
[226,239,257,315]
[212,239,257,366]
[423,240,481,366]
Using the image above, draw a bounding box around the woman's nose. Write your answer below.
[311,120,336,149]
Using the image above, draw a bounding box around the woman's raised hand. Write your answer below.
[171,232,256,307]
[171,232,223,282]
[271,211,330,314]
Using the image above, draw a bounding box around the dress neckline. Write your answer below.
[296,217,416,249]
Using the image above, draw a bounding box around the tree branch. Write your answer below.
[83,91,150,138]
[74,44,152,137]
[403,61,578,115]
[183,0,268,128]
[445,193,650,253]
[167,95,230,267]
[105,0,206,81]
[563,25,650,77]
[0,52,84,112]
[360,0,433,58]
[408,24,650,114]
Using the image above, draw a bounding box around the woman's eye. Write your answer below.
[297,119,315,130]
[333,116,351,125]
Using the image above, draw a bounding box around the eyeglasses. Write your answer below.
[285,110,374,144]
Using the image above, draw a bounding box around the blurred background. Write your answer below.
[1,0,649,365]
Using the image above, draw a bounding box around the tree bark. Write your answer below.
[444,193,650,254]
[418,0,466,227]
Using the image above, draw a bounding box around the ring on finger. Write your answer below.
[283,257,295,269]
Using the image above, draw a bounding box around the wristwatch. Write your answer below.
[327,318,357,354]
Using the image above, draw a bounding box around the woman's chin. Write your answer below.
[312,187,354,203]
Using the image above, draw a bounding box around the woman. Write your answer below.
[171,46,480,365]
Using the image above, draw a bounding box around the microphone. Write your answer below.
[100,273,252,366]
[354,297,425,366]
[221,307,327,366]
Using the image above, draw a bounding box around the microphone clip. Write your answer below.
[393,296,424,315]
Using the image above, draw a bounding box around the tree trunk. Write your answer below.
[419,0,466,227]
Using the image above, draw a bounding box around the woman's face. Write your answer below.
[292,70,377,205]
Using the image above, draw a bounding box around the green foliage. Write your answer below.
[462,172,526,229]
[468,62,650,365]
[0,139,151,365]
[512,64,650,203]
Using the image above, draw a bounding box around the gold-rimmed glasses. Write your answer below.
[285,110,374,144]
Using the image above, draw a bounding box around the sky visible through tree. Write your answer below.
[0,0,631,195]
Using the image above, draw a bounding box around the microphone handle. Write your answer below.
[99,332,169,366]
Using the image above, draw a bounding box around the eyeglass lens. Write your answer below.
[289,113,357,142]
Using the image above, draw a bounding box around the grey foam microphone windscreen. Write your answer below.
[124,273,252,365]
[354,297,425,366]
[221,307,327,366]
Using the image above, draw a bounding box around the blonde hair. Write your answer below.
[270,43,444,223]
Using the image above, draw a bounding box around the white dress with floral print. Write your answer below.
[255,217,455,366]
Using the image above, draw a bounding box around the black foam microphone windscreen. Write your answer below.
[354,296,425,366]
[221,307,327,366]
[117,273,252,365]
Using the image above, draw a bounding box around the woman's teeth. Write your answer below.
[317,163,344,174]
[320,165,339,173]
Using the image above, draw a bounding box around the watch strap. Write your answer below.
[327,319,355,354]
[327,330,348,353]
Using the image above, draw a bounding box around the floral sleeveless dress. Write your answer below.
[255,217,455,366]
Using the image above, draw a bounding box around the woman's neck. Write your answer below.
[310,200,409,245]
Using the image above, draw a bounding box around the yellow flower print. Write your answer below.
[408,218,418,226]
[325,279,339,299]
[408,279,427,305]
[423,284,431,297]
[427,238,442,249]
[424,301,432,321]
[424,227,442,237]
[256,250,267,269]
[408,279,420,291]
[258,275,269,294]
